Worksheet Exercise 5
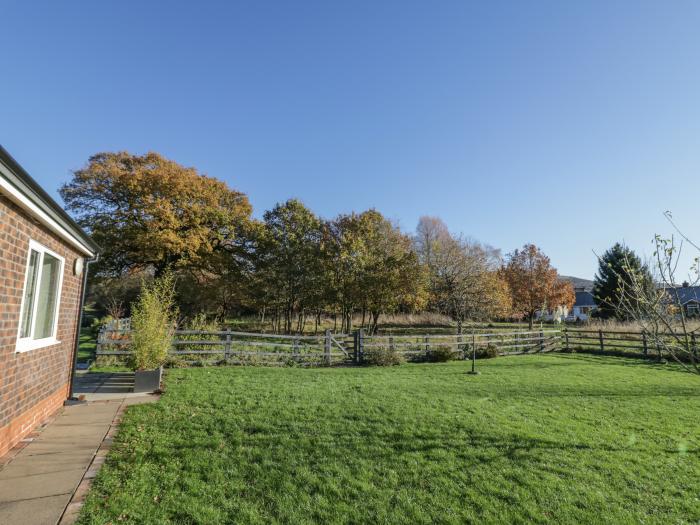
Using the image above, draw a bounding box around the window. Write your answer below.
[16,240,64,352]
[687,303,700,317]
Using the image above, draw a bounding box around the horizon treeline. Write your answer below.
[62,151,575,333]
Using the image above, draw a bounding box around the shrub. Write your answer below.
[476,344,499,359]
[430,345,457,362]
[364,346,404,366]
[130,273,177,371]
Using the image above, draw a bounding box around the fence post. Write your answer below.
[324,329,332,366]
[224,329,232,361]
[293,337,299,362]
[642,332,648,356]
[539,330,545,352]
[389,336,395,352]
[564,329,569,352]
[598,329,604,353]
[359,328,364,364]
[353,330,359,364]
[424,335,430,356]
[96,328,104,355]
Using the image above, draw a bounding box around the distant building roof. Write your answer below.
[666,285,700,305]
[574,291,596,307]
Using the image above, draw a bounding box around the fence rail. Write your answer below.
[97,328,356,366]
[97,326,565,366]
[96,323,697,367]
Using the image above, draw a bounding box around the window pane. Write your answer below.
[34,253,61,339]
[19,250,40,338]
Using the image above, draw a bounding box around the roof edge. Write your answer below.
[0,145,99,256]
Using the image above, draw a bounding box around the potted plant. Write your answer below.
[130,273,177,393]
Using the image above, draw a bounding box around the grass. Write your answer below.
[78,355,700,524]
[77,328,96,362]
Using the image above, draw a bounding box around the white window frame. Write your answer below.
[15,239,65,352]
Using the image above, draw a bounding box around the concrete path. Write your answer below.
[0,373,158,525]
[72,372,146,401]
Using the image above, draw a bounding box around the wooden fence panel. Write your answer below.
[96,324,682,367]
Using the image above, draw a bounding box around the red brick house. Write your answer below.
[0,146,99,457]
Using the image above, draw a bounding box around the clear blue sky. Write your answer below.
[3,1,700,279]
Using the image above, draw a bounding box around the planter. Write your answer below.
[134,366,162,393]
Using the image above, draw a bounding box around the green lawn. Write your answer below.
[79,355,700,524]
[77,329,96,362]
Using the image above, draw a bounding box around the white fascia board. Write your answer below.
[0,171,95,257]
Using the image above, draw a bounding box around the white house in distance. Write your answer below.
[567,288,597,322]
[536,280,598,323]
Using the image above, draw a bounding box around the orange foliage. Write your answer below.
[501,244,575,325]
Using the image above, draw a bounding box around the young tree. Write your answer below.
[60,151,252,276]
[415,217,510,330]
[323,212,369,333]
[324,210,426,333]
[593,243,653,320]
[414,216,451,267]
[130,272,177,371]
[501,244,575,328]
[606,214,700,374]
[361,211,427,333]
[255,199,324,333]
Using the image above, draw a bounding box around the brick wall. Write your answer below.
[0,195,85,457]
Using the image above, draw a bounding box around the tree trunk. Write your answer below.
[371,311,380,335]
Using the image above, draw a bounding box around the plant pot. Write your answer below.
[134,366,162,393]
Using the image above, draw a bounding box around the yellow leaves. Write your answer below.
[61,151,253,274]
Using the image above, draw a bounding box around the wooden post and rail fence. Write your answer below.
[95,324,696,367]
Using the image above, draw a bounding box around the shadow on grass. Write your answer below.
[549,352,697,373]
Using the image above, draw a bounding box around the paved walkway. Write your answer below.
[0,373,158,525]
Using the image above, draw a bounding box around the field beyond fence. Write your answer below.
[95,324,696,367]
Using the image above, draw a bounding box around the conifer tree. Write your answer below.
[593,243,652,319]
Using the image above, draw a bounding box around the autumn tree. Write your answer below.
[360,211,427,333]
[414,217,510,330]
[60,151,252,277]
[323,211,426,333]
[501,244,575,328]
[254,199,324,333]
[323,213,368,333]
[414,216,452,267]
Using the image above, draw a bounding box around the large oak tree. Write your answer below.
[60,151,252,276]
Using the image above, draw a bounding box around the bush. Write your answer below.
[476,344,499,359]
[364,346,404,366]
[430,345,457,362]
[130,273,177,371]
